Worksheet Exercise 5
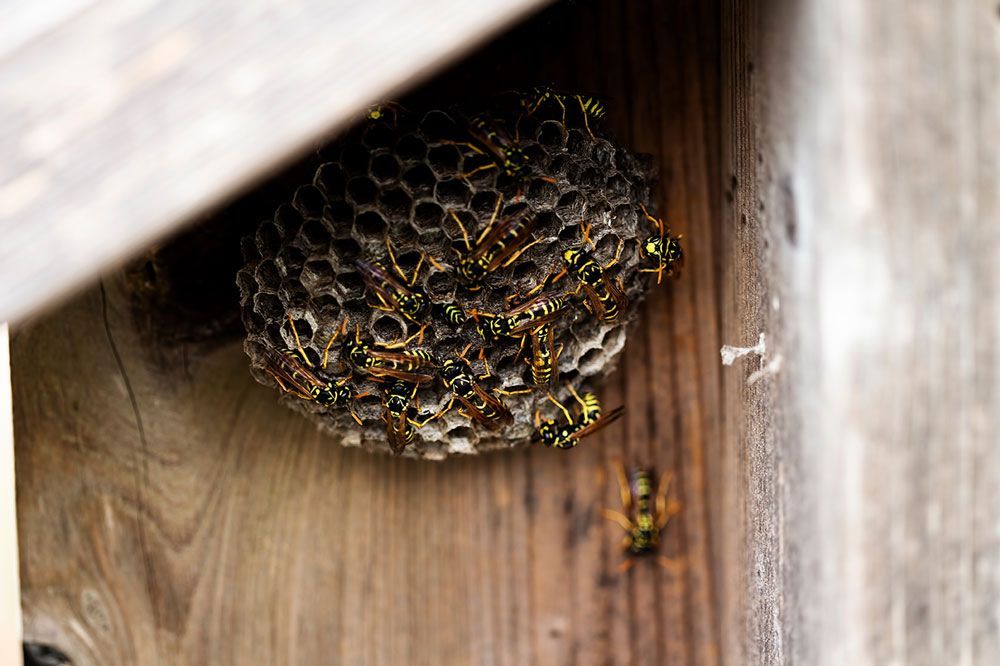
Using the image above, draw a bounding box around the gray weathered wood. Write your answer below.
[722,0,1000,663]
[0,0,549,323]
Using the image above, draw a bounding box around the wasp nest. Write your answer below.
[237,92,662,459]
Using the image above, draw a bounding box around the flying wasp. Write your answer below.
[263,315,363,424]
[448,200,542,289]
[549,226,627,322]
[602,463,682,572]
[378,378,439,454]
[532,384,625,450]
[356,238,436,324]
[435,344,514,432]
[638,204,684,284]
[521,86,607,139]
[335,319,438,385]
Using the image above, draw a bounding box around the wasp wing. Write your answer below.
[384,408,412,454]
[261,347,327,395]
[456,383,513,431]
[599,274,628,320]
[356,260,412,309]
[566,405,626,443]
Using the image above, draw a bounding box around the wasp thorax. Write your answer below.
[239,92,659,458]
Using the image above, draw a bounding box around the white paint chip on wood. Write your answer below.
[720,332,766,365]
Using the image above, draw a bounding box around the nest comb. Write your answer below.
[237,93,657,459]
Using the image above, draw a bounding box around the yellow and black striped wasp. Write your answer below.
[602,463,681,572]
[355,239,435,324]
[435,344,514,432]
[263,315,363,424]
[532,384,624,450]
[448,200,542,289]
[432,302,469,328]
[521,86,607,139]
[451,112,531,181]
[528,324,562,388]
[474,290,572,344]
[550,226,627,322]
[335,320,438,385]
[378,378,439,454]
[638,204,684,284]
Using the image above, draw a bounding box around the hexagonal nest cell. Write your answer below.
[237,91,669,459]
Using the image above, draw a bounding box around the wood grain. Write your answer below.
[723,0,1000,664]
[12,1,727,664]
[0,0,551,324]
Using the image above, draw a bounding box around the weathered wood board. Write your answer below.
[12,1,728,664]
[721,0,1000,664]
[0,0,551,324]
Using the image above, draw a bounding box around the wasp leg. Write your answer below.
[617,557,637,573]
[603,237,624,270]
[639,203,665,238]
[473,195,504,245]
[565,383,588,412]
[425,252,446,272]
[580,222,594,247]
[612,461,632,513]
[321,325,343,370]
[286,314,313,367]
[575,95,596,140]
[448,210,474,254]
[441,140,485,156]
[496,387,533,396]
[430,395,457,422]
[639,265,666,285]
[458,162,498,182]
[657,555,686,573]
[655,471,679,530]
[545,391,574,424]
[381,323,428,349]
[500,237,544,268]
[348,391,370,426]
[601,508,634,533]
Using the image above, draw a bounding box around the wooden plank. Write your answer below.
[12,1,727,664]
[0,324,23,666]
[0,0,550,324]
[723,0,1000,663]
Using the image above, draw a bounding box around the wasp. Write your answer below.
[379,378,439,454]
[638,204,684,284]
[448,112,530,181]
[551,227,627,322]
[435,344,514,431]
[474,291,572,344]
[528,324,562,388]
[356,239,435,324]
[366,102,405,127]
[602,463,682,571]
[448,200,542,289]
[335,320,438,385]
[532,384,624,449]
[522,86,607,139]
[264,315,363,424]
[433,302,469,328]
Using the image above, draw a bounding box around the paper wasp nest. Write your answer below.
[237,95,656,459]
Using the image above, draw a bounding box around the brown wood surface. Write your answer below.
[12,1,728,664]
